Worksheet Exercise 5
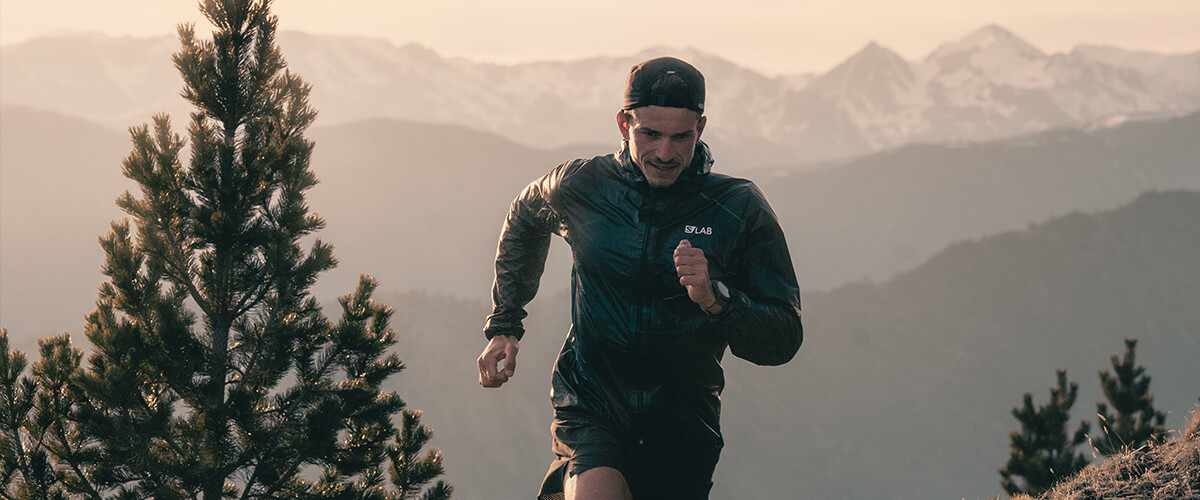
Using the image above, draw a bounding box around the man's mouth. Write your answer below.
[647,161,680,174]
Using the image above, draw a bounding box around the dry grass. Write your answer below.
[1008,404,1200,500]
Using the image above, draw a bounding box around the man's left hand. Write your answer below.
[674,239,717,310]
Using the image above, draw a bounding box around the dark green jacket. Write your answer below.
[484,141,803,448]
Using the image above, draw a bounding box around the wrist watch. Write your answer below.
[704,280,730,315]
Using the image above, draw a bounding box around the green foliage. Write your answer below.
[0,1,449,499]
[387,410,451,500]
[1000,369,1091,496]
[1,331,88,499]
[998,340,1179,496]
[1095,338,1168,455]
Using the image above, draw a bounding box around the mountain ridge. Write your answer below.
[3,25,1197,167]
[4,105,1199,340]
[755,110,1200,290]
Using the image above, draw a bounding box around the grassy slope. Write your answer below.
[1011,404,1200,500]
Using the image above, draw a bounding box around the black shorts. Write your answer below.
[537,409,721,500]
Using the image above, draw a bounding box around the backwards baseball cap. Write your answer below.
[622,56,705,114]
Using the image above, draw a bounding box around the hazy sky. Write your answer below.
[1,0,1198,74]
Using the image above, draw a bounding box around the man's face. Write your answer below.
[617,106,707,188]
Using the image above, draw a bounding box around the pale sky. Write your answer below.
[1,0,1197,75]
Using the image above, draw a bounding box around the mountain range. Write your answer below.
[4,101,1197,342]
[3,25,1198,166]
[3,104,1200,342]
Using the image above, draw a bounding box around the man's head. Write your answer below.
[617,57,707,188]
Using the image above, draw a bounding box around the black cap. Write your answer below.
[622,56,705,114]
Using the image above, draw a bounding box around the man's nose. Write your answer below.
[654,140,673,162]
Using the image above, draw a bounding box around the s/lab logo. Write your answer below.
[684,225,713,235]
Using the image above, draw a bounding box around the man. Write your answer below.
[477,56,803,499]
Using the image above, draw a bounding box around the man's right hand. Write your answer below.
[477,334,519,388]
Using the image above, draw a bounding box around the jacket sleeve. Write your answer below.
[716,185,803,365]
[482,169,564,340]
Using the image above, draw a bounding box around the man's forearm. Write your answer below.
[719,287,803,366]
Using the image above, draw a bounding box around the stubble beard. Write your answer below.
[641,158,684,188]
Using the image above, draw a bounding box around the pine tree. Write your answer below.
[1,330,66,499]
[1095,338,1168,455]
[0,1,450,498]
[1,331,89,499]
[1000,369,1091,496]
[388,411,452,500]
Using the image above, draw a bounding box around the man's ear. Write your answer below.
[616,110,631,140]
[697,115,707,139]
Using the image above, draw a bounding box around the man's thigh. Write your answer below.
[564,466,631,500]
[545,410,720,499]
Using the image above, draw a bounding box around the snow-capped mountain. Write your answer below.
[784,25,1200,159]
[2,25,1197,166]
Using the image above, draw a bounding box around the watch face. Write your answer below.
[714,280,729,300]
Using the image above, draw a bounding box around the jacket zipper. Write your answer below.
[633,191,657,422]
[635,191,657,346]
